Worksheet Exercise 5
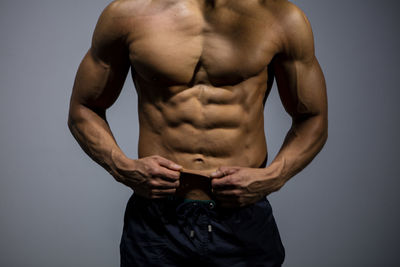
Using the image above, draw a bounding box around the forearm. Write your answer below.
[68,103,128,179]
[268,114,328,182]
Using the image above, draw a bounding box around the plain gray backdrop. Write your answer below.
[1,0,399,266]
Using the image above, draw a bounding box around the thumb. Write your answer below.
[156,156,182,171]
[210,166,238,178]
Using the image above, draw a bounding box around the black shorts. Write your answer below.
[120,194,285,267]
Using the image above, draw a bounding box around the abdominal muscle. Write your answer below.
[136,81,268,173]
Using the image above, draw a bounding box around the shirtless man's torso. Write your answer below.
[68,0,327,265]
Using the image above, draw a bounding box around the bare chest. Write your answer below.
[127,2,280,87]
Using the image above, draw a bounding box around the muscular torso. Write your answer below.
[122,0,284,171]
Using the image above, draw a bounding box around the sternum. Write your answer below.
[188,59,209,85]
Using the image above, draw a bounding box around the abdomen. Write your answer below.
[137,82,268,171]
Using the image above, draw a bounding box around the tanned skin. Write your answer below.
[68,0,327,208]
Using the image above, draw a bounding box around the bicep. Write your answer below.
[273,56,327,120]
[272,4,327,121]
[69,3,130,115]
[70,48,130,113]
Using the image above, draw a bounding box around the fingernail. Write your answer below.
[173,164,182,169]
[210,171,218,177]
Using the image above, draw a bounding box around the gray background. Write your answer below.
[0,0,399,266]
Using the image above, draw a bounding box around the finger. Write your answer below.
[150,178,180,189]
[157,167,181,181]
[210,166,239,178]
[211,175,237,189]
[147,162,180,181]
[154,156,182,171]
[151,188,177,198]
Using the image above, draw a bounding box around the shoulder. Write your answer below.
[92,0,148,59]
[100,0,150,18]
[94,0,145,36]
[272,1,315,60]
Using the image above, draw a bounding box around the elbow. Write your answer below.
[296,112,328,148]
[67,103,107,133]
[67,111,77,133]
[67,103,80,133]
[311,110,328,146]
[321,127,328,147]
[67,115,74,132]
[318,115,328,149]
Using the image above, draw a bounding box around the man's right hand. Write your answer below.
[113,155,182,199]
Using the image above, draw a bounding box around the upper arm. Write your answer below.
[272,4,327,122]
[69,2,130,116]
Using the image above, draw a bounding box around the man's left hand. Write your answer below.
[210,164,285,208]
